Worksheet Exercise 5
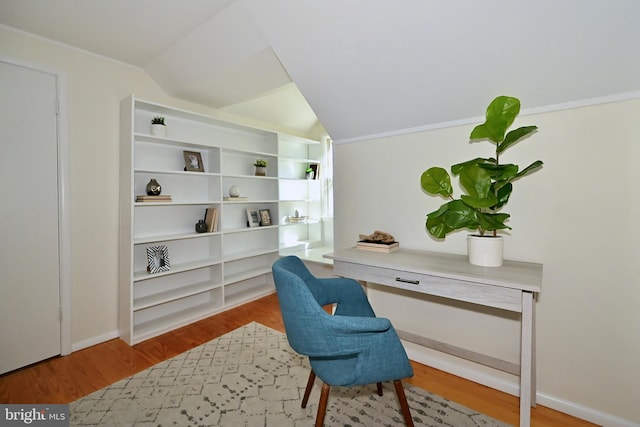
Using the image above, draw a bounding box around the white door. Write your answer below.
[0,60,62,374]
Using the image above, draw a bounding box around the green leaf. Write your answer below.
[420,167,452,197]
[426,200,479,238]
[426,202,449,220]
[426,208,452,239]
[470,96,521,143]
[476,212,511,231]
[493,182,513,209]
[443,200,478,229]
[458,164,491,199]
[497,126,538,155]
[451,157,493,175]
[460,193,498,209]
[479,163,519,182]
[515,160,544,179]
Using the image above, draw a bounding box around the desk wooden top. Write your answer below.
[326,247,542,293]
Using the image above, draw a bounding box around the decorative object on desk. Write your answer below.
[146,245,170,274]
[246,208,260,227]
[259,208,272,226]
[183,150,204,172]
[136,194,171,202]
[359,230,396,243]
[228,184,240,197]
[150,116,166,137]
[204,208,219,232]
[253,159,267,176]
[357,230,399,252]
[420,95,543,267]
[357,240,399,253]
[145,178,162,196]
[467,234,503,266]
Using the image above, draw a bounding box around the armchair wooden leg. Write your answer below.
[393,380,414,427]
[376,382,383,396]
[315,382,330,427]
[302,370,316,408]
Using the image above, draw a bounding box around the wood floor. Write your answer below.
[0,293,596,426]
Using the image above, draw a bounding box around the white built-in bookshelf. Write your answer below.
[119,95,326,345]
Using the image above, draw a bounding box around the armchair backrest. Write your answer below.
[272,256,336,356]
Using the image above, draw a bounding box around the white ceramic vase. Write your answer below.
[229,185,240,197]
[467,234,504,267]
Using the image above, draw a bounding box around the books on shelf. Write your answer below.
[356,240,399,253]
[136,195,172,202]
[289,216,308,223]
[204,207,219,232]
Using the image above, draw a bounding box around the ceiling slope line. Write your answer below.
[333,91,640,145]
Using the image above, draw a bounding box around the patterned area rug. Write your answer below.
[70,322,509,426]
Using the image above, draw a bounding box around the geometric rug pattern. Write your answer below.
[70,322,510,426]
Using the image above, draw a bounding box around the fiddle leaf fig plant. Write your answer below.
[420,96,543,239]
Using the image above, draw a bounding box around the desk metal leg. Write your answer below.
[520,291,534,427]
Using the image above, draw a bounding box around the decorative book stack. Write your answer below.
[356,240,399,253]
[136,195,172,202]
[289,216,308,223]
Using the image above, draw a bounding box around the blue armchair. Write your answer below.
[272,256,414,427]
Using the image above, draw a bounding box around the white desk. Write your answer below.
[327,247,542,427]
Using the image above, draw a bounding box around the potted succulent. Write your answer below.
[150,116,166,137]
[420,95,543,266]
[254,159,267,176]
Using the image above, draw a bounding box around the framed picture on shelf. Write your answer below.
[259,209,272,226]
[183,150,204,172]
[146,245,171,274]
[246,209,260,227]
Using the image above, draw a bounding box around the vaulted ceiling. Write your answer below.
[1,0,638,142]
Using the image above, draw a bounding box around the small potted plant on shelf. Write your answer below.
[150,116,166,137]
[254,159,267,176]
[420,95,543,267]
[305,166,315,180]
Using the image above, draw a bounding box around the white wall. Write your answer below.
[0,26,317,350]
[334,98,640,425]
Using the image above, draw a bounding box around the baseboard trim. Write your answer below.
[71,330,119,353]
[405,345,636,427]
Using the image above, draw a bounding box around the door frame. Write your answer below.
[1,56,72,356]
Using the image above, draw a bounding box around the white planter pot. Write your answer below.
[467,234,504,267]
[150,124,166,137]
